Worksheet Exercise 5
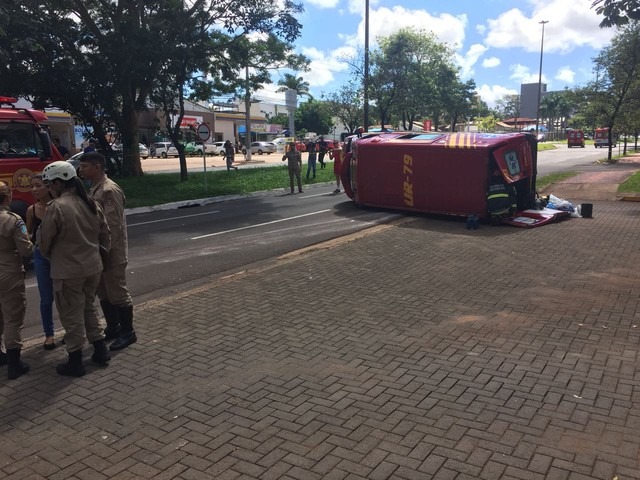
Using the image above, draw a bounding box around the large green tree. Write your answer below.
[0,0,304,176]
[294,99,332,135]
[276,73,311,98]
[583,22,640,159]
[324,81,363,135]
[368,28,471,132]
[539,90,573,137]
[495,94,521,124]
[592,0,640,27]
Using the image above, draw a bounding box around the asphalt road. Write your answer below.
[536,143,612,175]
[22,144,609,343]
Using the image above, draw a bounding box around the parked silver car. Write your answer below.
[242,141,276,155]
[150,141,178,158]
[112,143,149,159]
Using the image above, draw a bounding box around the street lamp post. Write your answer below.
[534,20,549,137]
[363,0,369,133]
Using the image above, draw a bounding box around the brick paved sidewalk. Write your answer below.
[2,199,640,479]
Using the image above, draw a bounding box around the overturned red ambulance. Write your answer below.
[341,132,538,221]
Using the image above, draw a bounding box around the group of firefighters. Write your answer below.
[0,153,136,380]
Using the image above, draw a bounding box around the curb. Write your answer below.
[125,181,334,215]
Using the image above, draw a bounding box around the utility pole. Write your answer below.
[245,65,252,161]
[534,20,549,138]
[363,0,370,132]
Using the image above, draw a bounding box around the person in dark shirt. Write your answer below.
[306,140,317,180]
[53,137,70,159]
[224,140,237,171]
[316,137,328,169]
[83,139,96,153]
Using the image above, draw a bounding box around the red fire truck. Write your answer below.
[0,96,62,218]
[341,132,540,223]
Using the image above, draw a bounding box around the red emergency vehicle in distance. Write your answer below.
[567,129,585,148]
[0,96,62,218]
[341,131,538,221]
[594,127,616,148]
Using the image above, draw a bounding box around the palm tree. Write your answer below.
[276,73,312,99]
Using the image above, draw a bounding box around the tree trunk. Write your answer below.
[121,99,143,176]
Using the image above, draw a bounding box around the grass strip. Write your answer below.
[118,163,337,208]
[536,171,578,190]
[618,170,640,193]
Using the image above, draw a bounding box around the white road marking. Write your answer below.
[190,209,332,240]
[299,192,337,199]
[128,210,220,227]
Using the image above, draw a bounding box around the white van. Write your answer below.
[150,141,178,158]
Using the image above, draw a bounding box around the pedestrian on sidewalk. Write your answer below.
[282,142,303,194]
[317,137,329,169]
[39,161,111,377]
[306,140,317,180]
[224,140,237,171]
[79,152,137,351]
[26,174,56,350]
[329,141,343,193]
[0,181,34,380]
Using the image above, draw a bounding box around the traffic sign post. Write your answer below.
[196,123,210,142]
[197,124,211,191]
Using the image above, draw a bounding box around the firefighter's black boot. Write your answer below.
[91,339,111,366]
[7,349,30,380]
[57,350,86,377]
[100,299,121,341]
[110,306,137,351]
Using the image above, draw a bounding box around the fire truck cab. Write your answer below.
[0,96,62,218]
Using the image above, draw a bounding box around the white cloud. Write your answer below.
[458,43,488,78]
[253,83,286,104]
[305,0,340,9]
[476,84,518,108]
[482,57,501,68]
[484,0,614,54]
[297,46,350,88]
[346,0,382,15]
[555,66,575,84]
[509,64,548,84]
[345,7,467,50]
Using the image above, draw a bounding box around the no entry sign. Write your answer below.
[196,123,210,142]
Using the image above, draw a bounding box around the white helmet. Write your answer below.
[42,161,77,181]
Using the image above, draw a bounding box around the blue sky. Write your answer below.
[254,0,616,108]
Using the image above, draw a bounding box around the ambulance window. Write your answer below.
[407,133,441,141]
[503,150,520,175]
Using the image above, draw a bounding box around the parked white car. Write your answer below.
[111,143,149,159]
[150,141,178,158]
[211,141,227,156]
[242,141,276,155]
[139,143,149,159]
[187,142,220,156]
